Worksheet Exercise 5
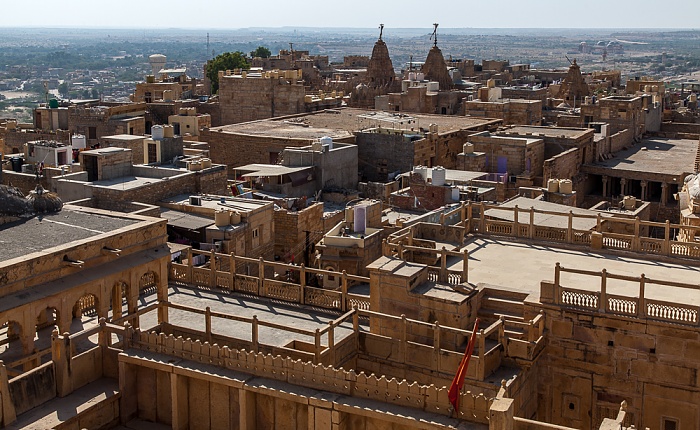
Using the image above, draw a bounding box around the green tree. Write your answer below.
[205,51,249,94]
[250,46,271,59]
[91,88,99,99]
[58,82,69,98]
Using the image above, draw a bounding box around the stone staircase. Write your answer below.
[477,288,529,341]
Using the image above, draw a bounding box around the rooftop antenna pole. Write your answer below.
[289,42,294,55]
[379,23,384,41]
[409,55,413,72]
[430,23,438,48]
[207,33,210,59]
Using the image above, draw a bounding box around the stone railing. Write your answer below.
[168,249,371,313]
[124,322,494,424]
[541,263,700,327]
[382,241,469,285]
[416,201,700,262]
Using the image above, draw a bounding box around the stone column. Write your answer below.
[640,180,648,201]
[0,361,17,426]
[619,178,627,197]
[489,397,514,430]
[602,175,609,197]
[661,182,669,205]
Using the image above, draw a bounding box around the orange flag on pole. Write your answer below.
[448,318,480,416]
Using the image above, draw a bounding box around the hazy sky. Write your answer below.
[1,0,698,29]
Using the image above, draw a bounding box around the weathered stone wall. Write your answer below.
[218,76,305,125]
[543,147,580,182]
[533,298,700,429]
[609,128,633,153]
[8,362,55,416]
[273,203,324,263]
[3,130,71,155]
[355,132,415,182]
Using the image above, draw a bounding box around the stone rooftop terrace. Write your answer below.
[500,125,592,139]
[213,108,500,138]
[588,137,697,176]
[0,209,137,262]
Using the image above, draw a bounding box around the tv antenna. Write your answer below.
[430,23,439,47]
[207,33,210,59]
[379,23,384,41]
[565,55,573,65]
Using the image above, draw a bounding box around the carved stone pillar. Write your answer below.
[661,182,669,205]
[602,175,609,197]
[640,180,648,201]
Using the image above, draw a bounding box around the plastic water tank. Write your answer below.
[230,211,241,225]
[215,210,230,227]
[163,125,175,138]
[413,165,427,181]
[463,143,474,154]
[451,186,460,202]
[623,196,636,211]
[559,179,573,194]
[345,207,355,224]
[547,179,560,193]
[152,125,164,140]
[320,136,333,150]
[432,166,446,186]
[353,205,367,234]
[49,99,59,109]
[201,158,212,168]
[10,157,24,172]
[311,141,323,152]
[71,134,86,149]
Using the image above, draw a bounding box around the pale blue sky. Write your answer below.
[0,0,698,29]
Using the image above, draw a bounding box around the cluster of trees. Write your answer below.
[205,46,271,94]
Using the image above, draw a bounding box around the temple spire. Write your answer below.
[430,23,439,47]
[379,23,384,41]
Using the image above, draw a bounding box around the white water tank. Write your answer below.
[413,165,428,180]
[320,136,333,150]
[353,205,366,234]
[451,186,460,202]
[311,141,323,152]
[559,179,573,194]
[432,166,446,186]
[230,211,241,225]
[71,134,86,149]
[463,143,474,154]
[152,125,164,140]
[623,196,636,211]
[163,125,175,138]
[547,179,560,193]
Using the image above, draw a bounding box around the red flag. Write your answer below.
[448,318,480,416]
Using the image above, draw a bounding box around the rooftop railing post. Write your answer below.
[433,321,441,371]
[600,269,608,313]
[187,247,193,282]
[480,202,486,233]
[258,257,264,296]
[205,307,212,343]
[638,274,646,318]
[513,205,519,237]
[401,314,408,363]
[440,246,448,282]
[314,328,321,362]
[327,321,335,364]
[478,329,486,379]
[462,249,469,284]
[633,217,641,251]
[467,200,473,234]
[554,262,561,305]
[341,271,348,312]
[300,264,306,305]
[230,252,236,291]
[596,213,602,232]
[664,220,671,256]
[567,210,574,243]
[529,207,535,239]
[252,315,259,352]
[209,249,217,288]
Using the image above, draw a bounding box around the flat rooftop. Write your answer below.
[0,208,137,262]
[585,137,697,176]
[499,126,592,139]
[101,134,145,141]
[452,237,700,305]
[213,108,500,139]
[162,194,272,212]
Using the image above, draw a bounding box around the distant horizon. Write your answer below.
[0,26,698,31]
[1,0,699,30]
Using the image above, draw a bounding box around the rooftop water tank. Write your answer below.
[215,209,230,227]
[413,165,427,180]
[547,179,560,193]
[463,143,474,154]
[559,179,573,194]
[230,211,241,225]
[49,99,59,109]
[152,125,164,140]
[320,136,333,150]
[432,166,446,186]
[451,186,460,202]
[163,125,175,138]
[623,196,636,211]
[353,205,366,234]
[71,134,86,150]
